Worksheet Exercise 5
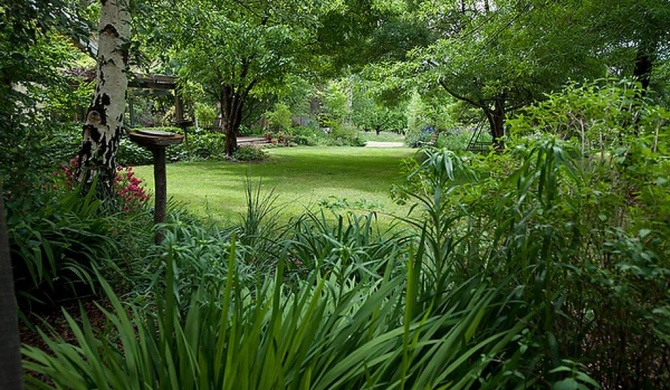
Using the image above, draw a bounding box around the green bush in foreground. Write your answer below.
[7,174,153,310]
[23,244,533,390]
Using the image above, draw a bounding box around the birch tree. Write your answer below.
[77,0,131,195]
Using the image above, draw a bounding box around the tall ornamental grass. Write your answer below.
[23,244,532,389]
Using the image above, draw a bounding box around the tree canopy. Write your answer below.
[140,0,320,156]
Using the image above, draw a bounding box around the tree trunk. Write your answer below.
[627,39,657,133]
[77,0,130,196]
[221,85,242,157]
[224,118,238,157]
[484,95,506,152]
[0,191,24,390]
[633,39,656,94]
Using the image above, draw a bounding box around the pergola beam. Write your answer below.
[127,74,177,90]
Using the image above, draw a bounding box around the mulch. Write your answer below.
[20,296,113,350]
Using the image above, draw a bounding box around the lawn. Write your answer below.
[358,130,405,143]
[133,146,416,225]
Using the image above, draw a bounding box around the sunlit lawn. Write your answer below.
[133,146,416,226]
[358,130,405,142]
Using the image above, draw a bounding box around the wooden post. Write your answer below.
[174,89,192,146]
[174,91,184,122]
[129,96,135,127]
[151,146,167,244]
[128,130,183,245]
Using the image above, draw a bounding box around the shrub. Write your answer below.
[2,122,81,196]
[186,131,227,160]
[194,102,218,129]
[264,103,293,131]
[290,126,319,146]
[435,128,471,151]
[394,136,670,387]
[117,137,154,166]
[327,123,365,147]
[8,181,116,308]
[6,161,153,310]
[405,125,436,148]
[233,145,268,161]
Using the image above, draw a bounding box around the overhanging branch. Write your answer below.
[438,77,486,109]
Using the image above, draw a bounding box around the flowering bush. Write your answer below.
[57,157,150,213]
[113,166,150,212]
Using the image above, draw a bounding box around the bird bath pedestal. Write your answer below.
[129,129,184,243]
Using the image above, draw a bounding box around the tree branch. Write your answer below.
[438,77,486,109]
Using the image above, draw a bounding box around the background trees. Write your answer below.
[406,0,606,148]
[144,0,320,156]
[0,0,93,191]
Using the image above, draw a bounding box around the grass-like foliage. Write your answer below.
[18,82,670,387]
[7,174,154,310]
[23,243,531,389]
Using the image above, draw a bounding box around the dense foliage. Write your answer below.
[3,0,670,388]
[18,84,670,387]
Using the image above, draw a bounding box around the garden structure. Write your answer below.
[127,74,191,243]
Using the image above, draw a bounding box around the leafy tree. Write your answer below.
[264,102,293,132]
[313,0,432,75]
[412,0,606,149]
[317,79,352,127]
[351,76,406,134]
[1,0,93,191]
[146,0,319,156]
[585,0,670,94]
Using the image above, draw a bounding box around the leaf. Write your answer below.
[552,378,582,390]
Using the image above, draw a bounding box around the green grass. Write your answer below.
[133,146,415,225]
[358,131,405,143]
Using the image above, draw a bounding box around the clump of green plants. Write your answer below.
[233,145,269,161]
[317,196,385,212]
[6,157,154,312]
[325,122,365,146]
[22,179,538,389]
[290,126,320,146]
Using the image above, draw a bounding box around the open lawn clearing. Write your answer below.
[358,130,405,143]
[133,146,416,225]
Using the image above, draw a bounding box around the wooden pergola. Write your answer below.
[127,73,194,132]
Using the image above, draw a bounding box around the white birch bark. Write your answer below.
[78,0,130,194]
